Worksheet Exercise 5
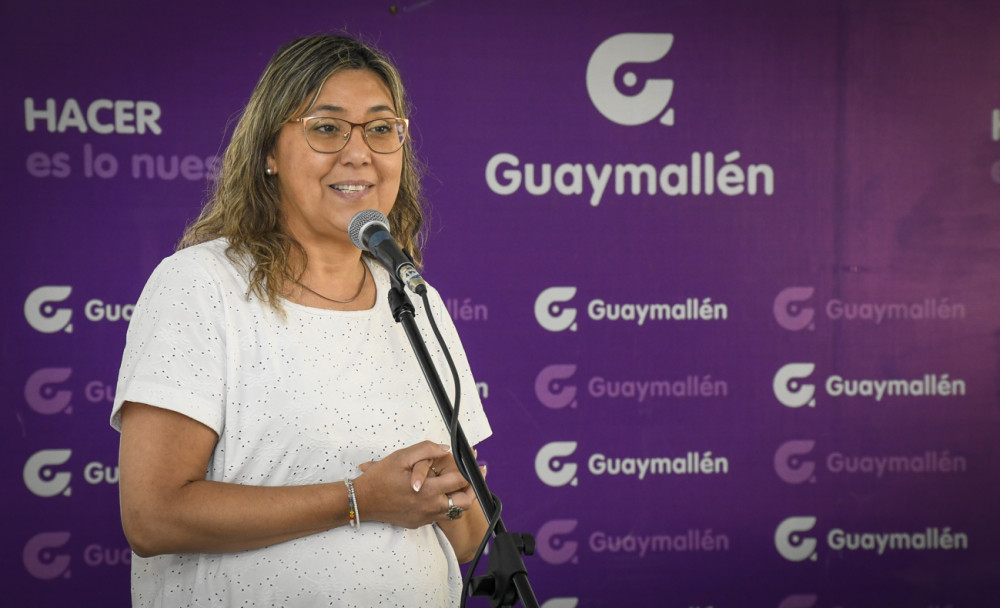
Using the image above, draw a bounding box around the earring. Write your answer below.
[265,167,274,176]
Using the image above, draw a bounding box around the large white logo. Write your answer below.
[587,33,675,126]
[773,286,816,331]
[535,441,579,487]
[24,449,73,497]
[534,287,578,332]
[773,363,817,408]
[775,516,818,562]
[25,286,74,333]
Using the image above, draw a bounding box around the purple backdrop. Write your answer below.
[4,1,999,606]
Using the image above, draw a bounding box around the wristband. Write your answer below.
[344,477,360,530]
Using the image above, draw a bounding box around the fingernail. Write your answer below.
[439,443,451,452]
[481,464,487,476]
[413,479,422,492]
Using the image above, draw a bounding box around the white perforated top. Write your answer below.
[112,238,491,607]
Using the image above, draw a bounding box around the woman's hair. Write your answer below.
[178,34,425,309]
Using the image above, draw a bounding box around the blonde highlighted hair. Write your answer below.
[179,34,425,309]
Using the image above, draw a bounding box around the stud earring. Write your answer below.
[265,167,274,176]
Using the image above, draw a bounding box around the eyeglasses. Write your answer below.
[290,116,409,154]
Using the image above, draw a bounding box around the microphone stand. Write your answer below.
[388,283,540,608]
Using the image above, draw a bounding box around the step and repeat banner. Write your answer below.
[4,1,999,606]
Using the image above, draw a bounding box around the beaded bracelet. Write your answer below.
[344,478,360,530]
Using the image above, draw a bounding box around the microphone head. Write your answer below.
[348,209,390,251]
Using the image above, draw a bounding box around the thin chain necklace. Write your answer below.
[296,261,369,304]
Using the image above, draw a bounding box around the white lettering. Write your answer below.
[485,153,521,195]
[485,151,775,205]
[24,98,56,132]
[585,164,612,206]
[83,461,119,484]
[587,452,728,478]
[84,299,135,322]
[615,163,657,195]
[826,374,966,401]
[586,297,727,325]
[525,163,552,195]
[24,98,162,135]
[554,164,583,195]
[827,527,968,554]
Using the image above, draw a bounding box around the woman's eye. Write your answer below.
[309,119,343,136]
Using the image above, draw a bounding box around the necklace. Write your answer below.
[296,262,369,304]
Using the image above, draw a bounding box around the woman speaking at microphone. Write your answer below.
[111,34,491,607]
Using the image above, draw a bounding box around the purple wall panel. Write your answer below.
[4,1,999,606]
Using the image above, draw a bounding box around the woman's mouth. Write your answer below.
[330,183,371,193]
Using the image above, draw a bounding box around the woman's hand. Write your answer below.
[410,447,486,518]
[358,442,490,562]
[355,441,478,529]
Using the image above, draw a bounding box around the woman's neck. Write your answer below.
[285,235,375,310]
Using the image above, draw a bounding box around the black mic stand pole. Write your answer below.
[388,284,540,608]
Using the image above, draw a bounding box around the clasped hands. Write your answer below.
[355,441,484,529]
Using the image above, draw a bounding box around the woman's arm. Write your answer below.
[119,401,464,557]
[119,401,347,556]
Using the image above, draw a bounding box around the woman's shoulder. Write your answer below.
[143,238,249,296]
[168,237,232,266]
[155,238,243,277]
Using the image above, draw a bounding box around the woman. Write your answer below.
[111,35,491,607]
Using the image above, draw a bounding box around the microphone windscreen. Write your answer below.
[348,209,390,250]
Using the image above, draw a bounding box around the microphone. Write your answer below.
[348,209,428,295]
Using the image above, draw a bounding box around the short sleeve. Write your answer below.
[110,251,228,435]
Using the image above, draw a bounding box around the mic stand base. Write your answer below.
[469,532,536,608]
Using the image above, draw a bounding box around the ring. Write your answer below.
[430,467,440,476]
[446,495,463,520]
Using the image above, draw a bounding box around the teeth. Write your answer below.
[332,184,368,192]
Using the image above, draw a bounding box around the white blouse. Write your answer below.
[112,238,492,607]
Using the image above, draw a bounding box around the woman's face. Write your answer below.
[268,69,403,250]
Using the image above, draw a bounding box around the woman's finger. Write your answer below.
[401,441,451,467]
[424,470,473,498]
[409,458,438,492]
